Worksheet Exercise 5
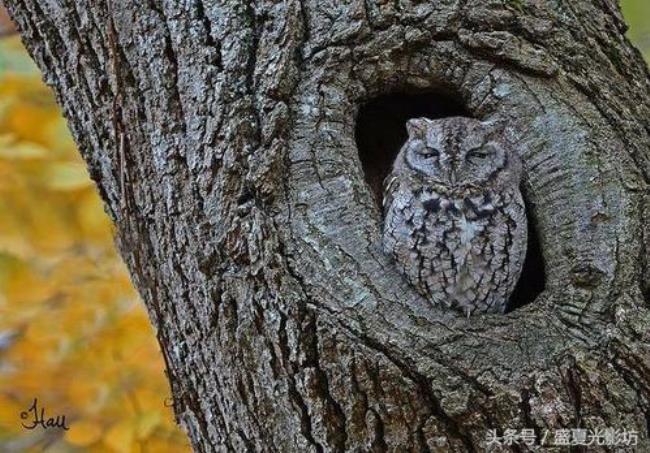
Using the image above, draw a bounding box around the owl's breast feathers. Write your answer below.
[382,177,527,315]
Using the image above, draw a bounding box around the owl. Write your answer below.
[382,117,527,316]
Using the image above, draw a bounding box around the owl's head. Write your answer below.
[395,117,521,190]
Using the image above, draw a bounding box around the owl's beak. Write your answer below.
[449,169,457,186]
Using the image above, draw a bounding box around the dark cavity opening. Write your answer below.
[356,92,468,205]
[355,91,545,312]
[506,196,546,312]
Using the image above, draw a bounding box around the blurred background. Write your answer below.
[0,2,647,452]
[0,6,189,453]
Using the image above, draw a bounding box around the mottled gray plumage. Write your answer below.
[382,117,527,315]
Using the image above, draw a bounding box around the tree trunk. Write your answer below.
[5,0,650,450]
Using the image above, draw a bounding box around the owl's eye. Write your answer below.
[420,147,439,159]
[467,148,492,160]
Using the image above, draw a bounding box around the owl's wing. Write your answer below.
[503,191,528,302]
[382,175,399,213]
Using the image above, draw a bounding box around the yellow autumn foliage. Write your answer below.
[0,36,189,452]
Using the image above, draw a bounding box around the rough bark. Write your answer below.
[4,0,650,451]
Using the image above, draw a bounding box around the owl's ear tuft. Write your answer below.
[480,117,508,134]
[406,118,428,138]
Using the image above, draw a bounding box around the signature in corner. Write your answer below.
[20,398,69,431]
